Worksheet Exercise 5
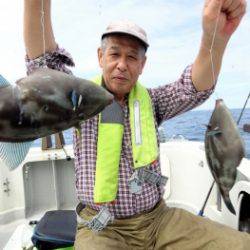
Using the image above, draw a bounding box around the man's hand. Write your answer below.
[202,0,247,49]
[191,0,246,91]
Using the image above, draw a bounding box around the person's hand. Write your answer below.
[202,0,247,49]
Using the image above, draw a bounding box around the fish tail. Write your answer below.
[223,195,236,214]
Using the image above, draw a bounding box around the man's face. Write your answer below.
[98,35,147,99]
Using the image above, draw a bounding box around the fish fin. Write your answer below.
[223,196,236,214]
[218,185,236,214]
[78,94,83,107]
[207,127,222,136]
[0,74,10,87]
[70,90,78,111]
[0,141,33,170]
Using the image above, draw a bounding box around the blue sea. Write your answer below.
[162,108,250,159]
[33,108,250,159]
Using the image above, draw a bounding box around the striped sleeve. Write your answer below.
[0,142,33,170]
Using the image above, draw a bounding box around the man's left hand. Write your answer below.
[202,0,247,49]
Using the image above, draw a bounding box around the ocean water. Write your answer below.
[33,108,250,159]
[162,108,250,159]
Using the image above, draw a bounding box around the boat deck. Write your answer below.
[0,218,26,249]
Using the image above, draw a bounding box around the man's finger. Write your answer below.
[228,5,246,19]
[222,0,233,11]
[205,0,223,18]
[227,0,241,13]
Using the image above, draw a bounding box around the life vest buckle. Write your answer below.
[128,170,143,194]
[76,203,113,232]
[128,168,168,194]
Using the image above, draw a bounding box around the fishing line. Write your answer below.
[40,0,71,160]
[200,4,249,216]
[209,3,221,101]
[199,2,222,217]
[41,0,47,66]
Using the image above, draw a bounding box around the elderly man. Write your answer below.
[23,0,249,249]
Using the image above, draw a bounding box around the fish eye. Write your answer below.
[42,105,49,112]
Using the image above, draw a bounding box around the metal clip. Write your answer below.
[76,203,113,232]
[141,169,160,185]
[142,169,168,186]
[128,168,168,194]
[87,206,114,232]
[128,170,143,194]
[160,175,168,186]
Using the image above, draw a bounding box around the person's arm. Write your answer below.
[192,0,246,91]
[0,1,75,171]
[149,65,213,125]
[23,0,75,75]
[24,0,57,59]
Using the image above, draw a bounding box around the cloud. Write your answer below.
[0,0,249,109]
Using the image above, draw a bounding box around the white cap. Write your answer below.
[102,20,149,49]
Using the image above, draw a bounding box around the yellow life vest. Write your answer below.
[93,76,158,203]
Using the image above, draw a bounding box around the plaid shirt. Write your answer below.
[26,47,213,218]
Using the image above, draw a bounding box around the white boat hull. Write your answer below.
[1,140,249,249]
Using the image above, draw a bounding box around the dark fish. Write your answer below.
[205,99,245,214]
[0,69,113,170]
[0,68,113,142]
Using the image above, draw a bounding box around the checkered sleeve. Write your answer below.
[25,46,75,75]
[149,65,214,125]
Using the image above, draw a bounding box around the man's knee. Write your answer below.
[74,226,128,250]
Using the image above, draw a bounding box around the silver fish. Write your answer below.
[0,68,113,169]
[205,99,245,214]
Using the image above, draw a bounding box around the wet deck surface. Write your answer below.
[0,219,26,249]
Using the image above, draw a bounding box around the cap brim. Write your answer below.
[102,31,149,49]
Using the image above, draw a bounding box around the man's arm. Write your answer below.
[24,0,57,59]
[192,0,246,91]
[149,65,213,125]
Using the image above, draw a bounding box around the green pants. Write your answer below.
[74,200,250,250]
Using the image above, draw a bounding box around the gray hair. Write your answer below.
[100,35,147,56]
[101,37,109,52]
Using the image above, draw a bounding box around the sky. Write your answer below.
[0,0,249,110]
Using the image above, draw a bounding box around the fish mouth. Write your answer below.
[88,103,107,118]
[90,95,114,117]
[89,93,114,117]
[215,99,223,107]
[77,96,113,120]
